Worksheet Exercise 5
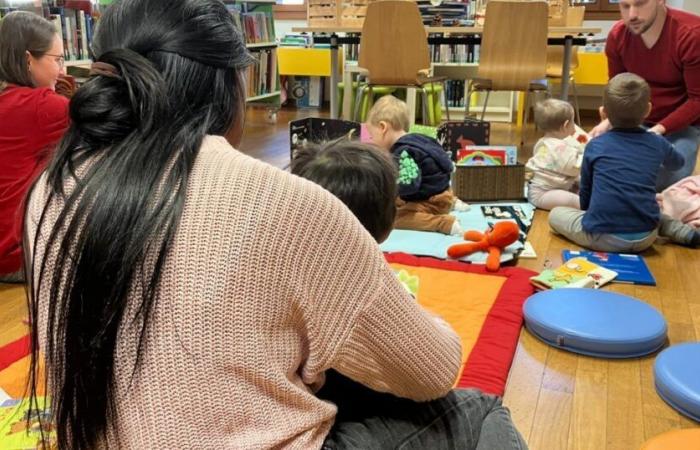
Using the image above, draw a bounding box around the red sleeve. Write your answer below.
[658,28,700,134]
[36,90,70,144]
[33,89,69,163]
[605,22,626,79]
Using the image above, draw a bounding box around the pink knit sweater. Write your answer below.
[28,136,462,449]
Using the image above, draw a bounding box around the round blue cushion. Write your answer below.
[523,288,667,358]
[654,343,700,422]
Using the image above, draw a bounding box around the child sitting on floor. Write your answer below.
[549,73,700,252]
[526,98,588,210]
[365,95,469,236]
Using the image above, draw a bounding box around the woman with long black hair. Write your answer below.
[24,0,527,448]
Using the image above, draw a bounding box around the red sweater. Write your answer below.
[0,86,69,274]
[606,8,700,134]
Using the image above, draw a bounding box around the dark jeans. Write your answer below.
[319,370,528,450]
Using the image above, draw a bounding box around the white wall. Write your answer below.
[275,19,307,38]
[583,19,616,37]
[677,0,700,13]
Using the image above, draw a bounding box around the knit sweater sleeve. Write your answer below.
[286,177,462,402]
[332,263,463,401]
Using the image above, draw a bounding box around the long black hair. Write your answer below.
[24,1,252,448]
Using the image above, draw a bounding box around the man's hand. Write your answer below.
[648,124,666,135]
[589,119,612,138]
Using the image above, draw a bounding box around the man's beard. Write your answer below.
[628,9,658,35]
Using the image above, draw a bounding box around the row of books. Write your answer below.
[228,7,276,44]
[245,49,278,98]
[342,43,481,64]
[280,33,314,47]
[444,80,466,108]
[429,42,480,64]
[416,0,474,26]
[49,6,95,61]
[1,2,97,62]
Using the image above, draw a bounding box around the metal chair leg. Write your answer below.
[521,90,531,149]
[465,82,473,119]
[571,77,581,125]
[440,81,450,122]
[353,83,365,122]
[480,90,491,122]
[421,88,430,125]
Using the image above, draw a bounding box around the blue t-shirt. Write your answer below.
[580,128,684,233]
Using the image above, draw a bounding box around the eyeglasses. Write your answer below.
[41,53,66,69]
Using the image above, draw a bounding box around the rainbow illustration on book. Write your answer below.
[455,146,518,166]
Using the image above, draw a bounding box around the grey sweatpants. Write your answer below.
[548,207,695,253]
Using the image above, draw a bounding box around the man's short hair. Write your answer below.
[367,95,410,132]
[604,72,651,128]
[534,99,575,132]
[291,138,398,242]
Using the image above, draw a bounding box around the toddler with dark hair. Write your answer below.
[549,73,700,251]
[292,138,398,243]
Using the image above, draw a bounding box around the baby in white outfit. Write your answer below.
[526,99,588,210]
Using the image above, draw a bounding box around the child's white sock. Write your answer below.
[450,220,463,236]
[453,199,471,212]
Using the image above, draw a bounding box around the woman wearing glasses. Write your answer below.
[0,11,69,283]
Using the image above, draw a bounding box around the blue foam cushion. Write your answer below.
[523,288,667,358]
[654,343,700,422]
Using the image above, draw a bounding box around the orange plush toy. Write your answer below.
[447,221,520,272]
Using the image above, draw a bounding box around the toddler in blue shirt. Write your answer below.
[549,73,700,252]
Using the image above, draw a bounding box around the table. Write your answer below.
[292,26,601,120]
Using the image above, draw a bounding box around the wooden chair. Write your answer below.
[354,0,450,124]
[546,6,586,124]
[465,1,549,140]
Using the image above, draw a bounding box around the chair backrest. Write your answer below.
[478,1,549,91]
[546,6,586,76]
[358,0,430,86]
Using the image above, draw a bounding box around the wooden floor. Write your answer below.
[1,106,698,448]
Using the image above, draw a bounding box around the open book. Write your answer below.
[562,250,656,286]
[530,257,618,290]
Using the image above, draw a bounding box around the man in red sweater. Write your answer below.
[591,0,700,191]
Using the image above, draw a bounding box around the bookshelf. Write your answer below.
[0,1,105,64]
[226,0,280,119]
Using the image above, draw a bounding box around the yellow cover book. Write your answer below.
[0,397,55,450]
[530,257,617,290]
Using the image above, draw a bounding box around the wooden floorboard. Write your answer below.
[1,106,698,448]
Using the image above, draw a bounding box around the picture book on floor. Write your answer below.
[562,250,656,286]
[0,396,55,449]
[530,257,618,290]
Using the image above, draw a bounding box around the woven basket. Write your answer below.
[452,164,526,202]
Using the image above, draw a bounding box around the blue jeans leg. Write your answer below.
[657,126,700,191]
